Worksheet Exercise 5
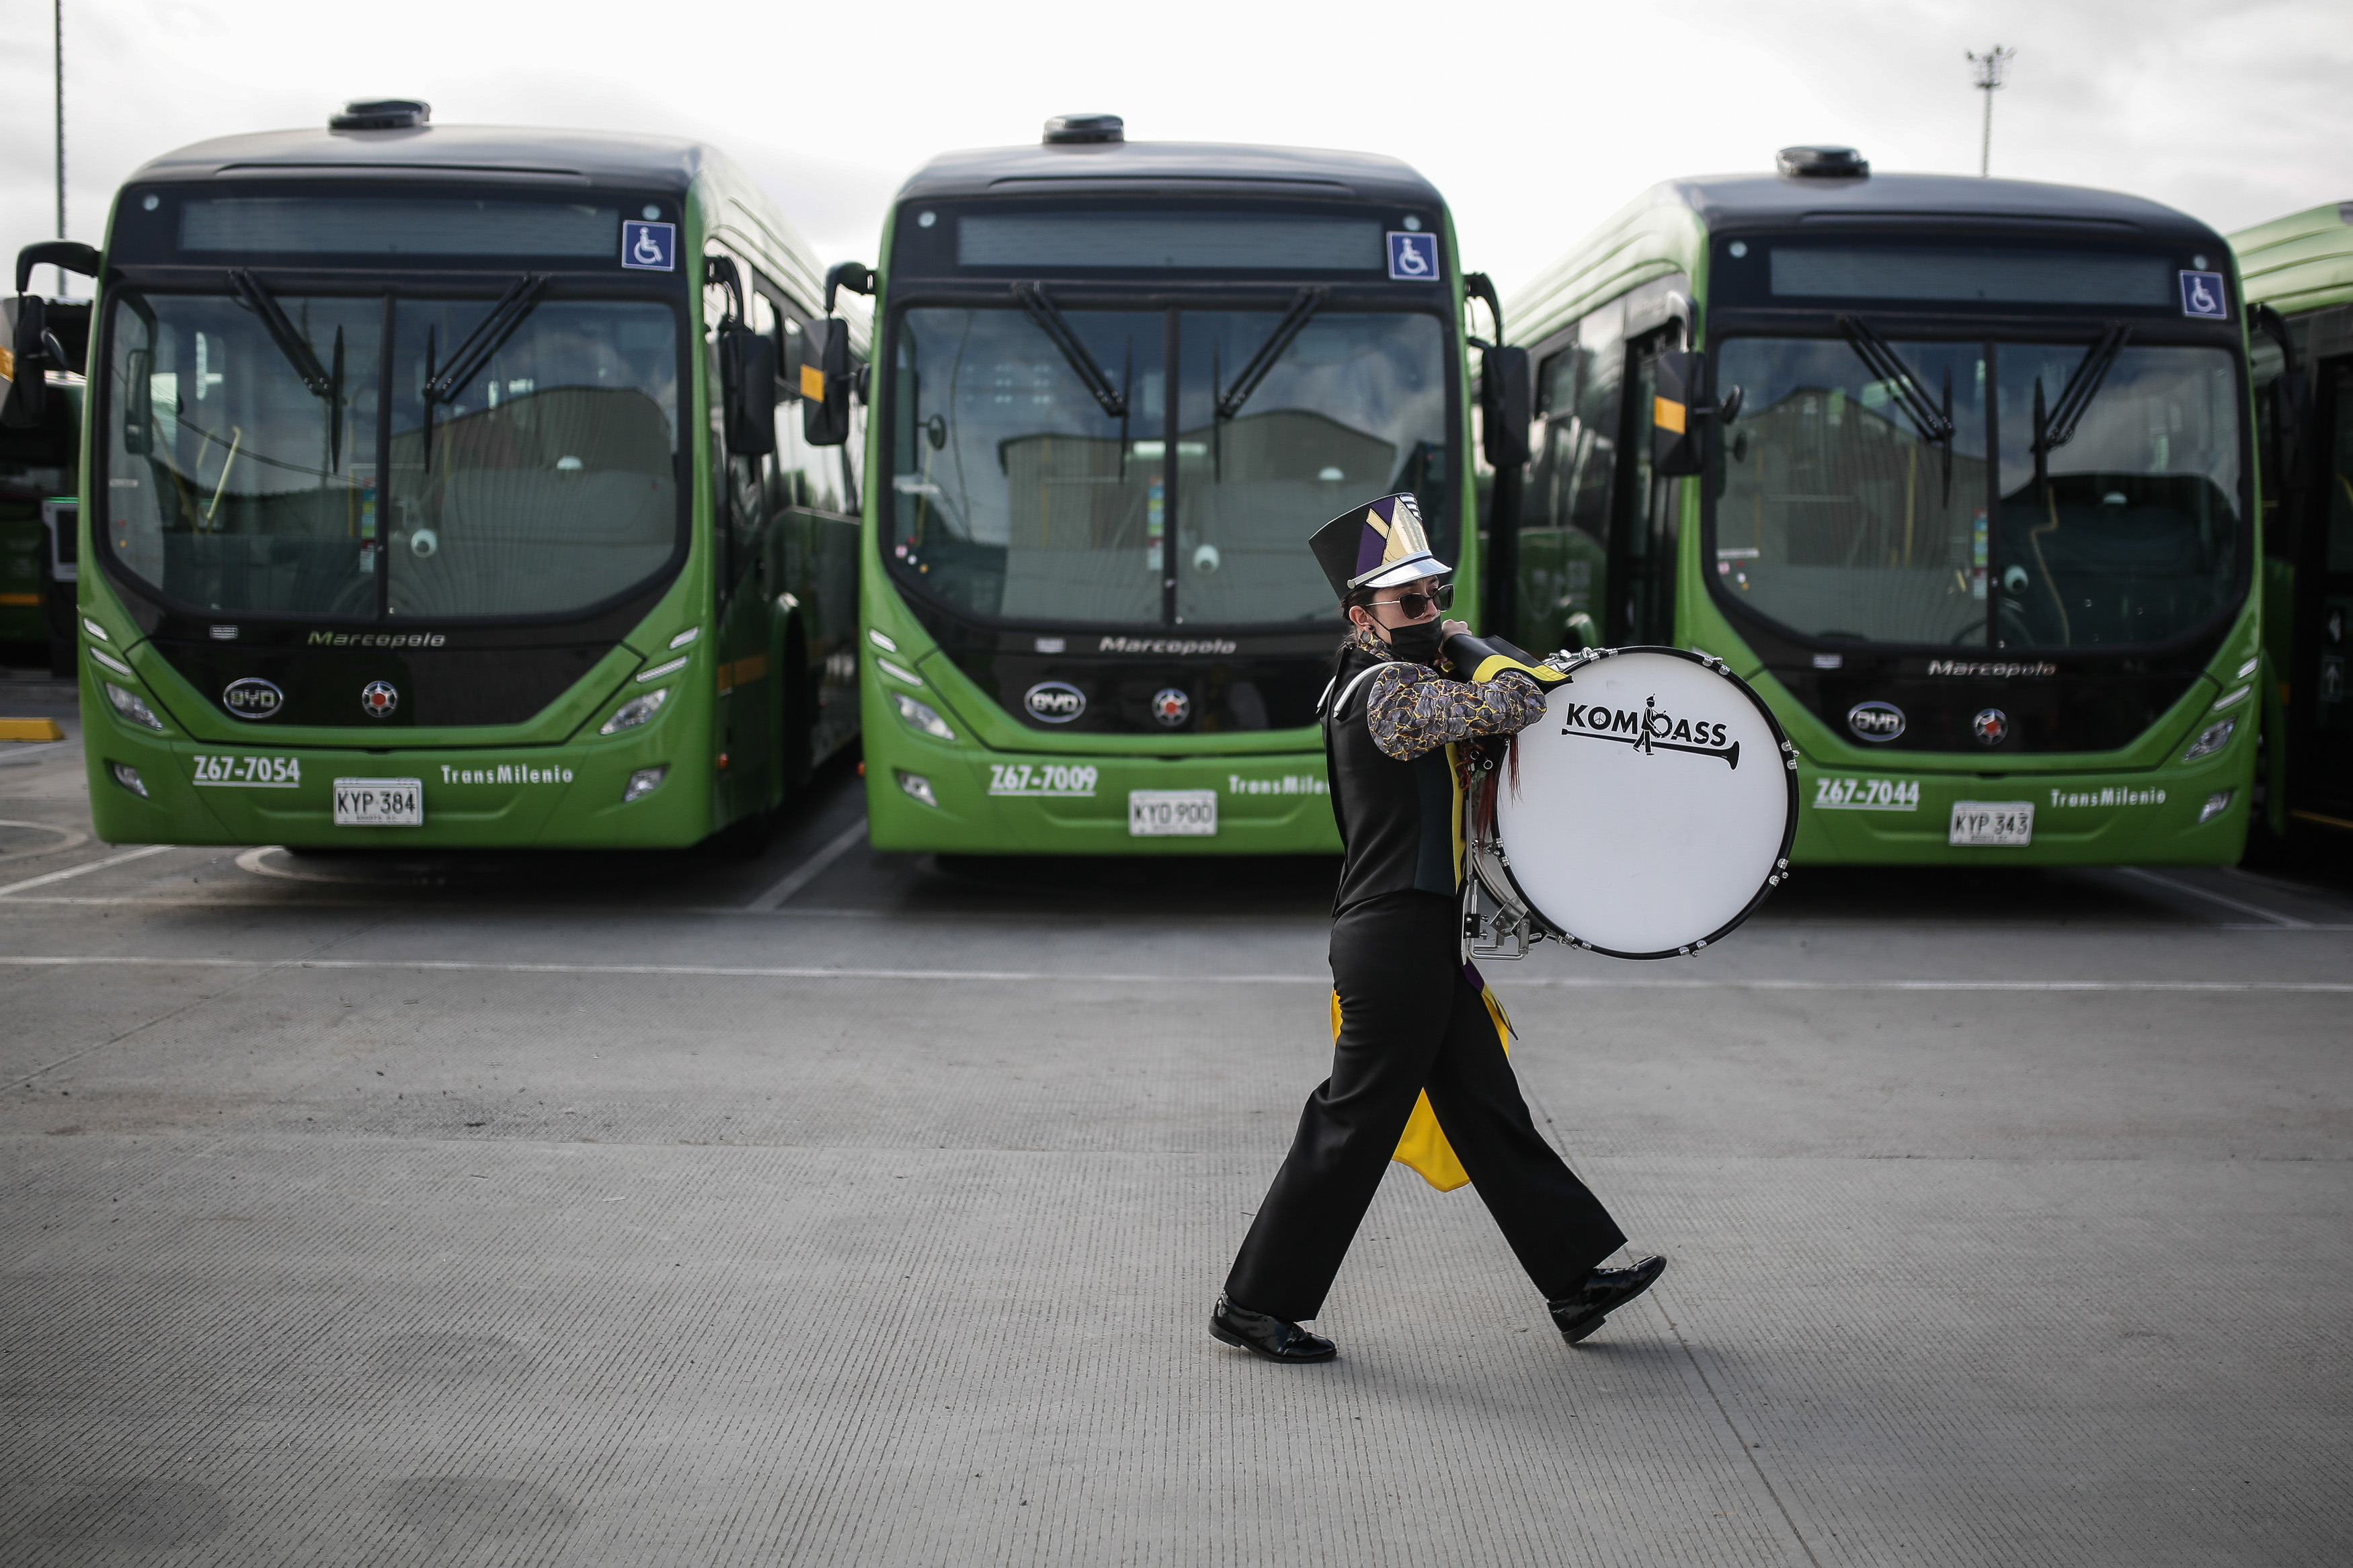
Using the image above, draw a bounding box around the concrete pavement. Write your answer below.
[3,667,2349,1565]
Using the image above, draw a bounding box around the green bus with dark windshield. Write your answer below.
[2231,200,2353,848]
[3,101,864,848]
[1493,148,2262,864]
[850,116,1503,854]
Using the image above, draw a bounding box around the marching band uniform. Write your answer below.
[1211,494,1663,1364]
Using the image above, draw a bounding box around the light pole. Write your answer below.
[54,0,68,294]
[1968,46,2014,179]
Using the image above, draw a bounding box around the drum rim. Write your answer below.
[1490,644,1799,961]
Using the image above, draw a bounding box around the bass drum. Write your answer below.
[1478,647,1797,960]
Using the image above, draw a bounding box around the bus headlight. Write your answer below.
[897,770,939,808]
[600,688,670,735]
[2198,790,2234,823]
[623,766,668,802]
[104,682,164,732]
[109,761,149,798]
[2182,716,2235,761]
[893,692,956,742]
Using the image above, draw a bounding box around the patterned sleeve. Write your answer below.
[1363,663,1548,761]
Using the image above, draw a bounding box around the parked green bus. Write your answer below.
[1494,148,2262,865]
[849,116,1507,854]
[2231,200,2353,847]
[1,101,863,848]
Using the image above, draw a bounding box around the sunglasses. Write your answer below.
[1369,583,1454,620]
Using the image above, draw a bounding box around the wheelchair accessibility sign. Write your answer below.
[2178,270,2227,319]
[622,220,676,272]
[1387,231,1439,282]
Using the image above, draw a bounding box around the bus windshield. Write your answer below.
[102,288,680,620]
[887,306,1447,626]
[1713,337,2241,649]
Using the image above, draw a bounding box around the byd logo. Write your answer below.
[1024,682,1086,724]
[220,677,284,720]
[1847,701,1906,743]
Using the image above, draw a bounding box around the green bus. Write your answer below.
[2231,200,2353,847]
[2,101,863,848]
[849,115,1509,854]
[1495,147,2262,865]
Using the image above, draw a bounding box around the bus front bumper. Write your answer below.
[1793,751,2257,866]
[82,722,709,850]
[865,742,1341,856]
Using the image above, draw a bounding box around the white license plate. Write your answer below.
[1949,800,2033,847]
[333,778,424,827]
[1128,789,1217,837]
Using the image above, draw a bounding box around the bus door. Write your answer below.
[1517,321,1618,654]
[1609,329,1681,645]
[760,286,863,783]
[708,250,776,823]
[2292,358,2353,828]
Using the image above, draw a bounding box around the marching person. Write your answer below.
[1211,493,1663,1364]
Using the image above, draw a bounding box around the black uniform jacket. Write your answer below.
[1320,629,1546,917]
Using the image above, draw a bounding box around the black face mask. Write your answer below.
[1386,618,1445,665]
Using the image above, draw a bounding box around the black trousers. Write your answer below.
[1224,891,1627,1322]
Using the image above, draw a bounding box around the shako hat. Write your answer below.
[1309,492,1450,602]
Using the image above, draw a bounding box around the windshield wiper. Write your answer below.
[227,269,345,466]
[2033,323,2129,453]
[420,274,551,470]
[426,274,551,406]
[1216,288,1325,419]
[1837,315,1955,443]
[1012,282,1126,418]
[1837,315,1956,502]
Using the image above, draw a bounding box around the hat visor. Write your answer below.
[1351,552,1452,591]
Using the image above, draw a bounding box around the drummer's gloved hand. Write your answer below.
[1439,630,1572,687]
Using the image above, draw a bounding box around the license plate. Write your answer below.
[1128,789,1217,837]
[1949,800,2033,846]
[333,778,424,827]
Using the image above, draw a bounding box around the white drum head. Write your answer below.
[1493,649,1795,958]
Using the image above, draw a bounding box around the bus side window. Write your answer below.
[760,286,859,518]
[1513,308,1622,651]
[758,289,813,513]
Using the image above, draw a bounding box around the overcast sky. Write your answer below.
[2,0,2346,303]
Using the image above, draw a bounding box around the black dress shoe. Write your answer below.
[1209,1295,1337,1363]
[1548,1254,1667,1345]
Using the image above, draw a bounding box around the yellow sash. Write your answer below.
[1338,979,1513,1194]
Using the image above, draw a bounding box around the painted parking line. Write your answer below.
[2118,867,2315,929]
[0,843,173,898]
[0,954,2347,993]
[744,819,868,911]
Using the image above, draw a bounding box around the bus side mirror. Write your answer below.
[1480,343,1531,468]
[824,261,873,316]
[718,323,777,458]
[1,295,48,429]
[1652,351,1704,476]
[4,242,99,429]
[801,319,853,448]
[2249,303,2310,497]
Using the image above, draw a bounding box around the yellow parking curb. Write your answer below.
[0,718,66,743]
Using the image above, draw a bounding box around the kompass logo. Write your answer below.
[1559,694,1741,768]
